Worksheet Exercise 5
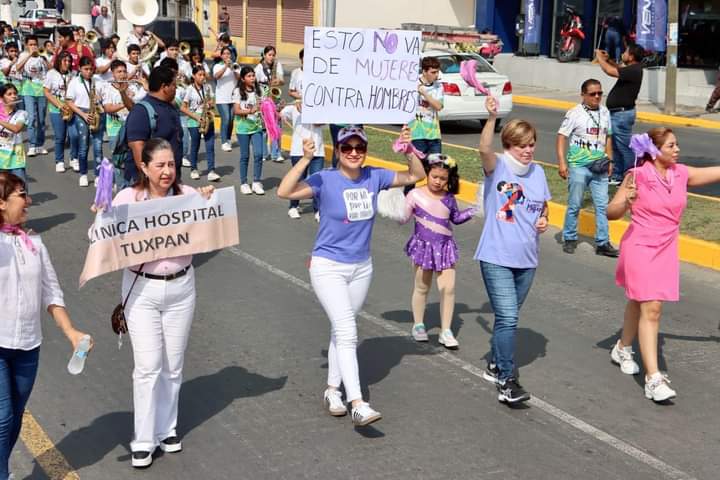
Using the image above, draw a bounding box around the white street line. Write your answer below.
[228,246,697,480]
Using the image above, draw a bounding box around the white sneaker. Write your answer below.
[37,147,48,155]
[27,147,36,157]
[251,181,265,195]
[288,207,301,219]
[221,142,232,152]
[610,340,640,375]
[70,158,80,172]
[93,177,98,187]
[207,170,221,182]
[438,329,459,349]
[351,402,382,427]
[240,183,252,195]
[314,212,320,223]
[644,372,677,402]
[55,162,66,173]
[323,389,347,417]
[79,175,89,187]
[182,157,191,167]
[273,154,285,163]
[190,169,200,180]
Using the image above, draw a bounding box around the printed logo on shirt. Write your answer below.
[343,188,374,222]
[495,181,525,223]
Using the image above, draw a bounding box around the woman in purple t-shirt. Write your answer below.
[278,126,425,427]
[476,97,551,406]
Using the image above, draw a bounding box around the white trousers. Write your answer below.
[309,257,372,402]
[122,267,196,452]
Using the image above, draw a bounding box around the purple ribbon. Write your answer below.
[392,138,426,159]
[94,158,114,211]
[0,224,38,255]
[460,60,491,96]
[629,133,661,170]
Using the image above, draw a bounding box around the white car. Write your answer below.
[422,49,513,126]
[17,9,62,37]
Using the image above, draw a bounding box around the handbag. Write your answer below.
[111,264,145,334]
[587,156,611,174]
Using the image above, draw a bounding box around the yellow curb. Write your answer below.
[513,95,720,131]
[21,409,80,479]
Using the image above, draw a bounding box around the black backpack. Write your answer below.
[111,100,158,170]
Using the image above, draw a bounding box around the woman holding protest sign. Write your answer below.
[278,126,425,426]
[112,138,215,469]
[1,172,92,480]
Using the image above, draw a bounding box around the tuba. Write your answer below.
[179,41,191,56]
[119,0,160,62]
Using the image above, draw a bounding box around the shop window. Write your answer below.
[551,0,585,57]
[679,0,720,68]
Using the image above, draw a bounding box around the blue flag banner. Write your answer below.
[636,0,667,52]
[524,0,541,45]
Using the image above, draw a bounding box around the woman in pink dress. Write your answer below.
[607,128,720,402]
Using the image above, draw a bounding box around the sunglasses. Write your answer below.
[586,91,603,97]
[12,190,27,199]
[339,143,368,154]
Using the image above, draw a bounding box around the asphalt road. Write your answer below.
[8,141,720,479]
[384,105,720,198]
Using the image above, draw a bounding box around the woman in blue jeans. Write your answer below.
[232,67,265,195]
[212,47,240,152]
[43,51,73,173]
[181,65,219,181]
[476,97,550,405]
[0,172,91,480]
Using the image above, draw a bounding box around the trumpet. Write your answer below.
[270,87,282,100]
[179,41,191,56]
[231,63,242,72]
[85,30,99,44]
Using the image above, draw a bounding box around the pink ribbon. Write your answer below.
[392,138,426,159]
[0,224,38,255]
[460,60,491,96]
[260,98,281,142]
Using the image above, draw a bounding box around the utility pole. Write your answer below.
[665,0,679,114]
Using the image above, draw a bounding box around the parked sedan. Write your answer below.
[16,9,62,37]
[422,49,513,128]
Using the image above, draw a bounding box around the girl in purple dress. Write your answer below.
[401,154,476,349]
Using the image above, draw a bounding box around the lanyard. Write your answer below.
[583,105,602,141]
[194,83,205,103]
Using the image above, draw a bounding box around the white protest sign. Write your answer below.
[79,187,239,287]
[302,27,421,124]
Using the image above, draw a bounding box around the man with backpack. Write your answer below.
[125,66,183,183]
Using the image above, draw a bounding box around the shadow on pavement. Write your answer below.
[193,250,222,269]
[476,311,549,370]
[28,192,58,206]
[381,302,486,337]
[214,165,236,177]
[27,366,286,478]
[26,213,76,234]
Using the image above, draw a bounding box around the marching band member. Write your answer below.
[102,60,136,156]
[53,27,94,71]
[95,38,117,84]
[189,48,210,77]
[254,45,284,163]
[0,43,22,93]
[66,57,103,187]
[287,49,303,101]
[0,84,27,181]
[232,66,264,195]
[125,44,150,98]
[181,65,218,182]
[43,51,74,173]
[125,24,165,53]
[17,36,50,158]
[213,47,239,153]
[154,40,191,82]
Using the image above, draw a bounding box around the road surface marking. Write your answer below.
[21,409,80,480]
[229,245,697,480]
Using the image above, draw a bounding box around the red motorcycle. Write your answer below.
[557,5,585,62]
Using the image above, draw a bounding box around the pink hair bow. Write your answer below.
[392,137,426,159]
[460,60,491,96]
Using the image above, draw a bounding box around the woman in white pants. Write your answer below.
[112,138,214,468]
[278,126,425,426]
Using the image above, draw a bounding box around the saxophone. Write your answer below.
[87,80,102,132]
[198,88,215,136]
[60,74,73,122]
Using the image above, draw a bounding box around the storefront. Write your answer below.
[478,0,719,68]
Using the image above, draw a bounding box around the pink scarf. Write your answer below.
[0,224,38,255]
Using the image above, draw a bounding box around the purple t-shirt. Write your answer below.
[305,167,396,263]
[474,155,551,269]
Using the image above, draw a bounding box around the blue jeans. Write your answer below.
[480,262,536,381]
[216,103,233,145]
[91,114,105,167]
[562,165,610,245]
[237,131,264,183]
[181,118,190,159]
[261,127,281,160]
[411,138,442,156]
[610,109,636,181]
[48,112,69,164]
[69,114,103,175]
[0,347,40,480]
[188,126,216,171]
[22,95,47,148]
[289,155,324,210]
[604,27,623,63]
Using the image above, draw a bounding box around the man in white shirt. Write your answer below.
[95,6,113,39]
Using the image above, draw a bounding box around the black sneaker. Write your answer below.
[482,363,499,384]
[497,378,531,404]
[595,242,619,258]
[159,436,182,453]
[562,240,577,254]
[706,106,715,113]
[131,450,153,468]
